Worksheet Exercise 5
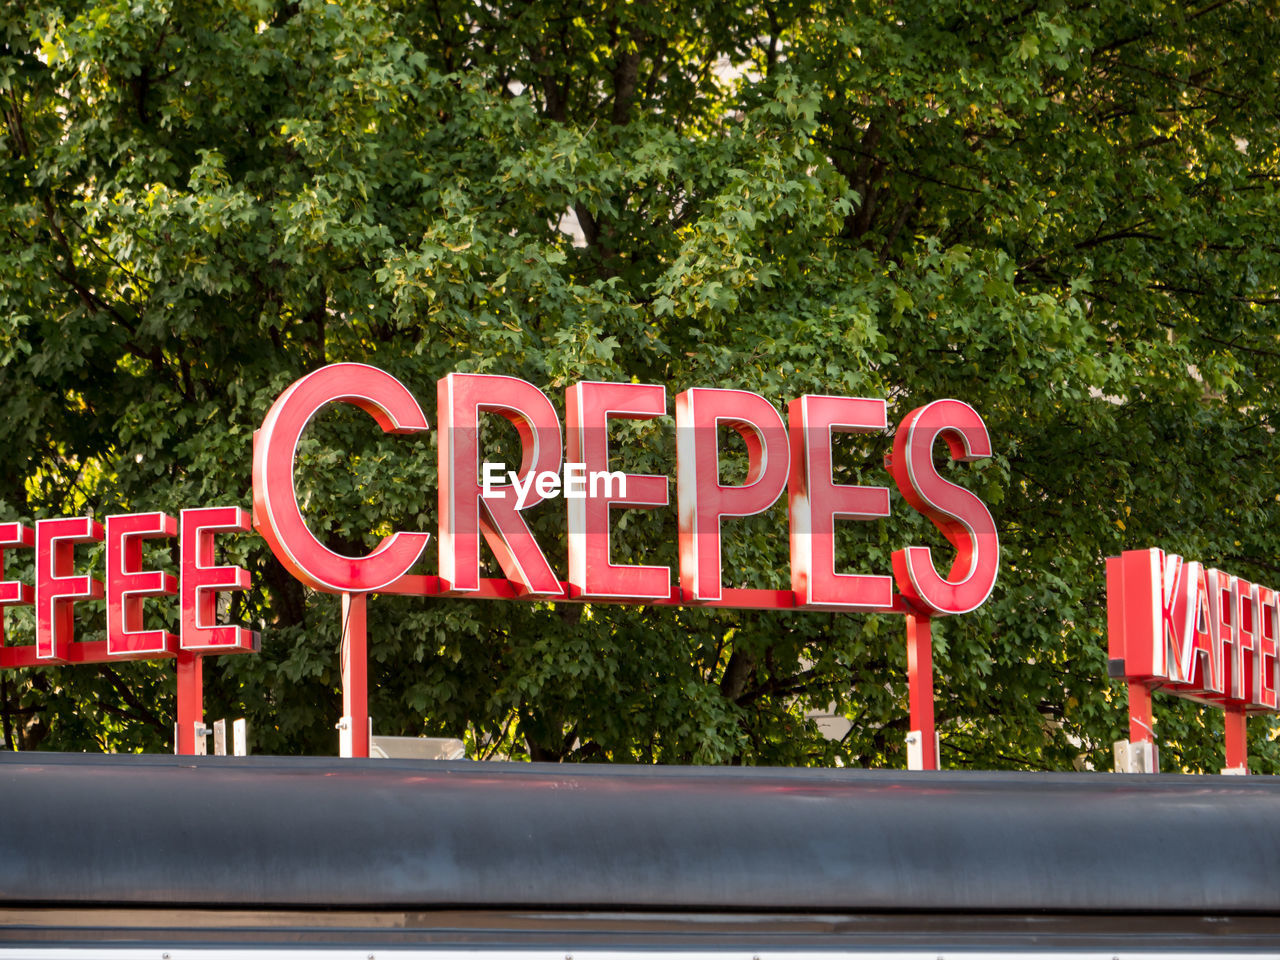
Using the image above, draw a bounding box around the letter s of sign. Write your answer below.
[252,364,432,593]
[888,400,999,616]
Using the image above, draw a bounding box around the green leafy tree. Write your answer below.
[0,0,1277,770]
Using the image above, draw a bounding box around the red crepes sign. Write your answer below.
[251,363,1001,617]
[0,363,999,763]
[0,364,999,672]
[1108,548,1279,712]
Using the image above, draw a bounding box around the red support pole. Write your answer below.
[175,650,203,755]
[1224,704,1249,773]
[341,592,369,758]
[905,612,937,770]
[1127,680,1154,747]
[1122,680,1160,773]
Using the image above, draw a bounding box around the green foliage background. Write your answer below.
[1,0,1278,771]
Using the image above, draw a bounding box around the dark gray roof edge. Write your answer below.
[1,753,1277,914]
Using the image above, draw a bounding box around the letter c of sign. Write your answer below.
[252,363,431,593]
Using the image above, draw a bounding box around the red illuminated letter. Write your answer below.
[675,388,789,602]
[437,373,564,597]
[180,506,257,652]
[0,523,34,646]
[1179,562,1222,694]
[888,400,998,616]
[566,381,670,600]
[1254,586,1279,710]
[35,517,104,662]
[1227,577,1260,704]
[788,395,893,610]
[253,363,431,593]
[106,512,178,658]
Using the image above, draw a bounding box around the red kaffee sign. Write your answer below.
[1109,548,1279,710]
[1108,547,1280,774]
